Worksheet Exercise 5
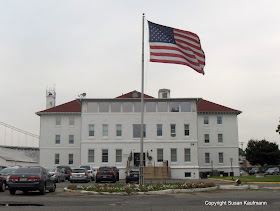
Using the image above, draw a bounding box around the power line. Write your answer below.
[0,121,39,139]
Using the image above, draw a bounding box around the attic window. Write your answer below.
[132,91,139,98]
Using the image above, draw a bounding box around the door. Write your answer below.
[134,153,145,166]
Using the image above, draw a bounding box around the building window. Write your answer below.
[184,124,190,136]
[157,124,163,136]
[134,102,141,112]
[102,124,108,137]
[55,154,60,164]
[69,154,73,164]
[157,149,163,162]
[170,124,176,137]
[185,172,191,177]
[89,124,94,136]
[205,153,210,164]
[55,135,60,144]
[133,124,146,138]
[171,148,177,162]
[123,102,133,112]
[69,117,75,125]
[116,149,122,162]
[111,102,121,112]
[146,102,156,112]
[88,149,94,163]
[158,102,168,112]
[218,134,223,143]
[184,148,191,162]
[102,149,108,162]
[217,116,222,124]
[99,102,110,112]
[170,102,180,112]
[69,135,74,144]
[219,152,224,163]
[181,102,191,112]
[204,116,209,124]
[116,124,122,137]
[204,134,210,143]
[56,117,61,125]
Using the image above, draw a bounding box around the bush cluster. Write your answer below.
[67,182,215,194]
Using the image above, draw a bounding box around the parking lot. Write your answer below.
[1,179,280,210]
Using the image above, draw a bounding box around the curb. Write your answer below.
[210,178,280,184]
[64,186,218,195]
[219,185,258,190]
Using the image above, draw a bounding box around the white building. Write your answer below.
[36,89,241,179]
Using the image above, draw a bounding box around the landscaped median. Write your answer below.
[64,182,217,195]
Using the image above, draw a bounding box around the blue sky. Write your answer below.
[1,0,280,148]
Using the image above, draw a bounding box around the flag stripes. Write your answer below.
[148,21,205,75]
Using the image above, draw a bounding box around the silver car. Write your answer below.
[70,168,90,183]
[46,168,65,183]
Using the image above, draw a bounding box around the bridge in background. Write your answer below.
[0,121,39,148]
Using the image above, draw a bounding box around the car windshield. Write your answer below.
[73,169,85,173]
[252,168,258,170]
[267,168,274,171]
[80,166,90,170]
[99,167,112,171]
[15,168,40,173]
[47,169,56,172]
[129,169,139,173]
[0,168,18,174]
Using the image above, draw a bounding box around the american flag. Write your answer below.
[148,21,205,75]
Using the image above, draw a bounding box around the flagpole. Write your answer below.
[139,13,145,186]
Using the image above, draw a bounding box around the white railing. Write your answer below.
[0,121,39,148]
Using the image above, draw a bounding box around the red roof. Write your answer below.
[197,99,241,113]
[38,100,81,113]
[116,90,154,99]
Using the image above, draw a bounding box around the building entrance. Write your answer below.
[134,153,146,166]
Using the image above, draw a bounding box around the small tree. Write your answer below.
[245,139,280,167]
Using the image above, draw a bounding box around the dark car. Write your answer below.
[0,176,6,192]
[96,166,117,183]
[112,166,119,181]
[249,167,261,175]
[7,166,56,195]
[0,166,20,190]
[125,168,139,183]
[57,166,72,181]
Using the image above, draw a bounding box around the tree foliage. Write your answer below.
[245,139,280,166]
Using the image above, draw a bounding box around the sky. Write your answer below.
[1,0,280,149]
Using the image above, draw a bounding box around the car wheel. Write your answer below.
[23,190,29,194]
[0,182,5,192]
[9,189,16,195]
[96,180,99,183]
[39,184,46,195]
[49,183,56,192]
[62,177,65,182]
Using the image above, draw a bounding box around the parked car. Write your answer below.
[57,166,72,181]
[47,168,65,183]
[249,167,261,175]
[0,166,20,189]
[80,165,95,181]
[96,166,117,183]
[0,175,6,192]
[240,170,245,176]
[265,167,280,175]
[7,166,56,195]
[112,166,120,181]
[126,168,139,183]
[70,168,90,183]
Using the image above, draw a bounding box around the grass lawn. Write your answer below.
[212,175,280,183]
